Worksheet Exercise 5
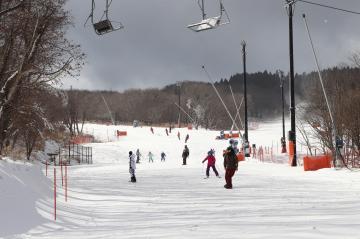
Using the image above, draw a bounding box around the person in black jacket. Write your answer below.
[182,145,189,165]
[223,146,238,189]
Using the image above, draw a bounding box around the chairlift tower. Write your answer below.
[277,70,287,153]
[284,0,360,166]
[187,0,230,32]
[241,41,250,157]
[285,0,297,166]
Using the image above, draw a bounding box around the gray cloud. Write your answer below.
[62,0,360,91]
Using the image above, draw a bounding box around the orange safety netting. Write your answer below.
[303,155,332,171]
[116,130,127,136]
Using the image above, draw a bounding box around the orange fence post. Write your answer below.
[288,141,294,165]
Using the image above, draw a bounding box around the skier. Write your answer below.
[136,149,141,163]
[161,152,166,162]
[129,151,136,183]
[185,134,189,143]
[150,127,154,134]
[182,145,189,165]
[169,125,172,133]
[148,151,154,163]
[165,128,169,136]
[223,146,238,189]
[177,131,181,141]
[202,149,220,178]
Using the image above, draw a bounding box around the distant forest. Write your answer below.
[66,67,360,130]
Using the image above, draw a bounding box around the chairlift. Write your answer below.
[85,0,124,35]
[187,0,230,32]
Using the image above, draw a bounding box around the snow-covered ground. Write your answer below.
[1,121,360,238]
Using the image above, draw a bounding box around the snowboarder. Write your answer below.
[161,152,166,162]
[177,131,181,141]
[202,149,220,178]
[150,127,154,134]
[129,151,136,183]
[148,151,154,163]
[165,128,169,136]
[136,149,141,163]
[223,146,238,189]
[182,145,189,165]
[185,134,189,143]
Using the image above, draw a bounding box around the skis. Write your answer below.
[203,176,221,179]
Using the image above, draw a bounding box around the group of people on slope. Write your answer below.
[135,149,166,164]
[129,140,238,189]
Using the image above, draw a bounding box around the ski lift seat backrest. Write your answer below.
[187,0,229,32]
[93,19,114,35]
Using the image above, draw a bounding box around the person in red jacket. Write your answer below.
[202,149,220,178]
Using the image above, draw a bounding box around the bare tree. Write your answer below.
[0,0,84,153]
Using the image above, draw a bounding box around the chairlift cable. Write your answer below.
[302,13,352,170]
[229,85,244,130]
[202,66,242,136]
[174,102,196,124]
[298,0,360,15]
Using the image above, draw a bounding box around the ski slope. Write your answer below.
[1,121,360,239]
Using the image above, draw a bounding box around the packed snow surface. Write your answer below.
[1,121,360,238]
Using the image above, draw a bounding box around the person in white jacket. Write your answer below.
[129,151,136,183]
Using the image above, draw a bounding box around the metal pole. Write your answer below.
[302,14,339,166]
[281,78,285,140]
[286,0,297,166]
[241,41,248,142]
[177,82,181,128]
[278,70,287,153]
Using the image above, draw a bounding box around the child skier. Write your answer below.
[182,145,189,165]
[161,152,166,162]
[136,149,141,163]
[129,151,136,183]
[202,149,220,178]
[148,151,154,163]
[185,134,189,143]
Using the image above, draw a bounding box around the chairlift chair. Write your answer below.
[187,0,230,32]
[86,0,124,35]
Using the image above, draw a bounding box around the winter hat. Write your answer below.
[129,151,133,155]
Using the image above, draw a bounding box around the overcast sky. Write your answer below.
[62,0,360,91]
